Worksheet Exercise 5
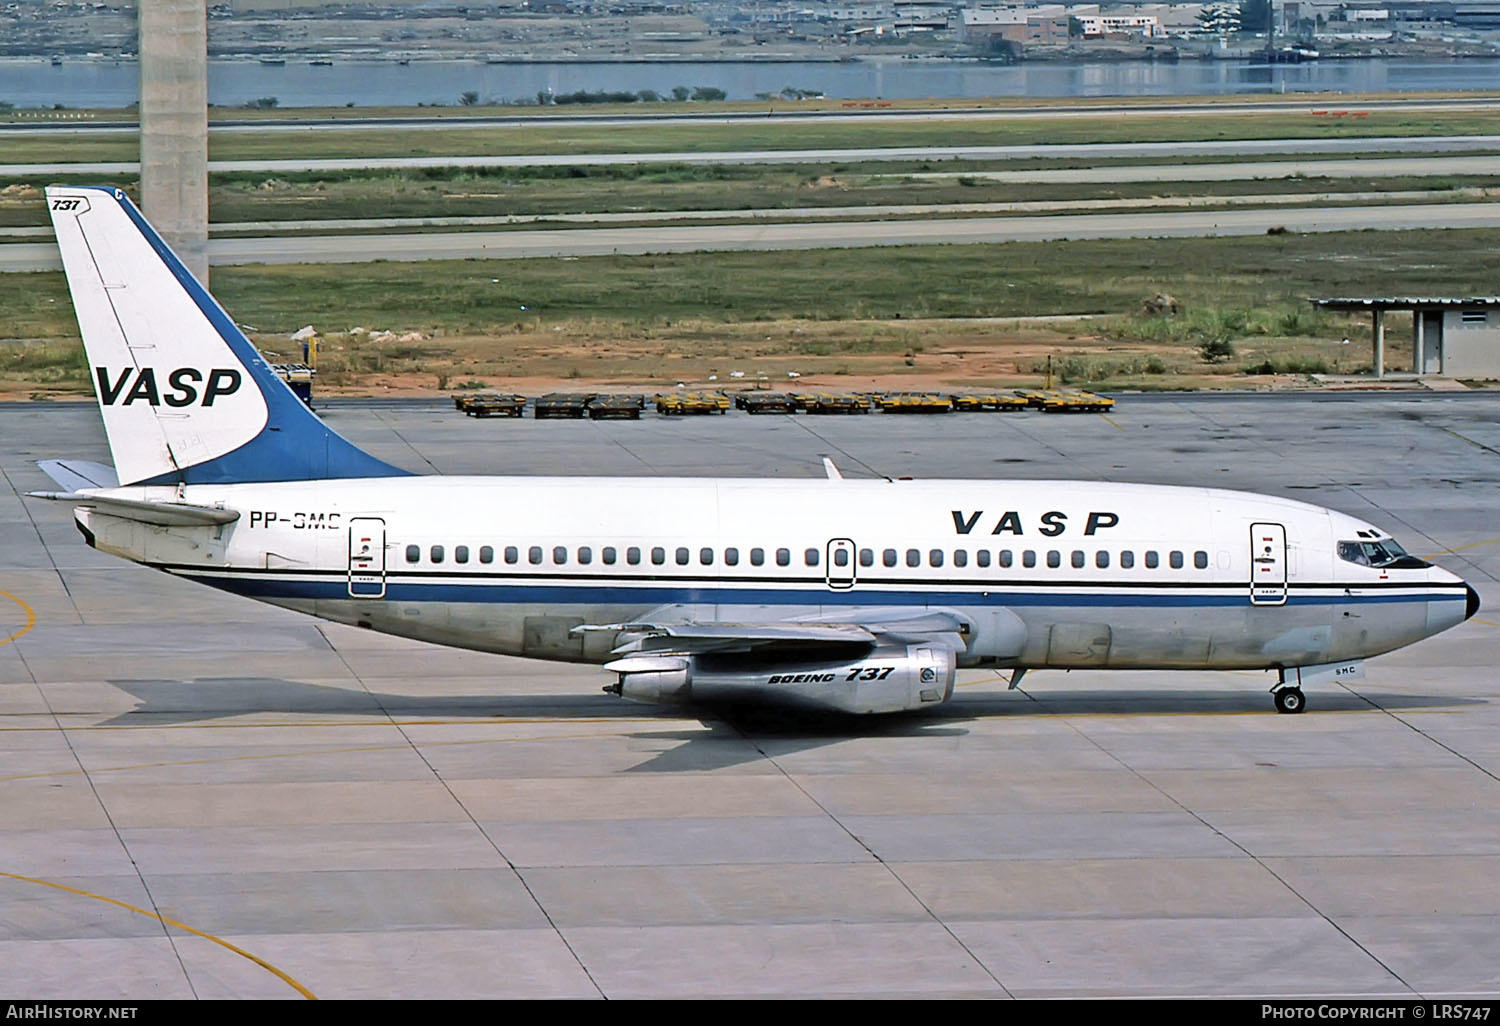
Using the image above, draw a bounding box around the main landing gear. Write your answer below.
[1271,669,1305,714]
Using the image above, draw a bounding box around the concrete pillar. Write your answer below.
[139,0,209,285]
[1413,308,1424,374]
[1373,309,1384,379]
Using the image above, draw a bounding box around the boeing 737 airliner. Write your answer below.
[30,186,1479,715]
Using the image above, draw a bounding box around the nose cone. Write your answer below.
[1468,585,1482,621]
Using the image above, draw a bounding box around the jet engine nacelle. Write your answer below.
[604,643,957,715]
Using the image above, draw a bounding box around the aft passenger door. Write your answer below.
[348,517,387,599]
[826,538,856,590]
[1250,522,1287,606]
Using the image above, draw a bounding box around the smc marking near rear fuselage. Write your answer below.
[31,185,1479,716]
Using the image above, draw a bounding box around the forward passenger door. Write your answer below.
[1250,522,1287,606]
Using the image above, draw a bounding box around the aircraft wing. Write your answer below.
[584,608,969,656]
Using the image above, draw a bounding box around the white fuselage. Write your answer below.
[75,476,1471,672]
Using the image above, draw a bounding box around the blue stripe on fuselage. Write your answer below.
[171,571,1466,609]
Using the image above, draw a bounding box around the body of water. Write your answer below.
[2,55,1498,110]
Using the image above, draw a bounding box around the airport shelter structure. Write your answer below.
[1312,297,1500,379]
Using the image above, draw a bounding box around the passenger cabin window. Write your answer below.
[929,549,944,568]
[405,544,420,563]
[804,548,819,567]
[1170,551,1184,569]
[1194,550,1208,569]
[906,549,920,568]
[652,547,666,565]
[1145,551,1159,569]
[833,548,850,567]
[1120,551,1134,569]
[430,545,445,564]
[602,547,617,564]
[725,548,739,566]
[1022,550,1036,569]
[776,548,791,567]
[479,546,494,564]
[859,549,874,568]
[977,550,991,568]
[999,550,1013,569]
[884,549,898,568]
[455,545,469,564]
[628,547,642,565]
[1096,551,1109,569]
[676,547,690,566]
[953,550,967,568]
[1047,550,1061,569]
[553,546,567,565]
[1071,550,1085,569]
[529,546,543,565]
[578,546,593,565]
[505,546,519,564]
[751,548,765,566]
[700,547,713,565]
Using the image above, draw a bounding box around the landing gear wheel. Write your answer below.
[1274,687,1306,715]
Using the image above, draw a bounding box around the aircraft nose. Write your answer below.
[1467,585,1482,621]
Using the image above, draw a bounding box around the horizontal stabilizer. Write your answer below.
[37,459,119,492]
[27,491,240,527]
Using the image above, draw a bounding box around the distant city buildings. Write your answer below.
[3,0,1496,64]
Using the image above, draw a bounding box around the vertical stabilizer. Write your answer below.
[46,186,408,486]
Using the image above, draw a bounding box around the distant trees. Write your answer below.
[459,90,479,106]
[534,85,730,105]
[244,96,278,109]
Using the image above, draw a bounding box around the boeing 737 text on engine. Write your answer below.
[28,186,1480,716]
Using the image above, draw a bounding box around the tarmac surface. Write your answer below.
[2,391,1499,999]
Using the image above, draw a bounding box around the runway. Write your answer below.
[7,200,1499,272]
[4,92,1499,136]
[9,133,1500,180]
[2,392,1499,998]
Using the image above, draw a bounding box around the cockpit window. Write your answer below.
[1338,538,1429,570]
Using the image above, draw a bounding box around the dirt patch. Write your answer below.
[0,184,42,206]
[0,314,1380,402]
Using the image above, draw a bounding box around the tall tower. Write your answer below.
[138,0,209,285]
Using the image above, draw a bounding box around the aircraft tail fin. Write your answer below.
[45,186,409,486]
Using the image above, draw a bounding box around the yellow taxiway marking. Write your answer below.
[0,872,316,999]
[1098,414,1126,432]
[0,590,35,646]
[1422,536,1500,558]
